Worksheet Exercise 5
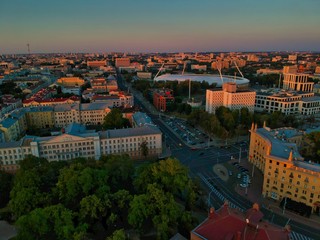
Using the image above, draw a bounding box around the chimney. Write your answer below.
[288,150,293,162]
[209,207,215,219]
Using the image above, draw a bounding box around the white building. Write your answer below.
[283,73,314,92]
[255,89,320,116]
[0,123,162,172]
[206,82,256,114]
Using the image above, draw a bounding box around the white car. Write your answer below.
[240,183,248,188]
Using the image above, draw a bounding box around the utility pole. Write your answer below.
[238,147,242,163]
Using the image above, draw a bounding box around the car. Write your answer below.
[232,162,238,166]
[237,173,241,179]
[240,183,248,188]
[199,152,204,156]
[228,171,233,176]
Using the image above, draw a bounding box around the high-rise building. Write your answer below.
[206,82,256,114]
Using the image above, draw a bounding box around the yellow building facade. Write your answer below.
[25,107,55,129]
[249,124,320,213]
[57,77,85,87]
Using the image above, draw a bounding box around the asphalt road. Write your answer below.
[117,73,320,239]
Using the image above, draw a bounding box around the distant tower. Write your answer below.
[27,43,30,54]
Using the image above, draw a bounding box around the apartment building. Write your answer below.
[206,82,256,114]
[249,124,320,214]
[87,60,106,68]
[283,73,314,92]
[0,110,27,142]
[115,58,130,68]
[54,103,111,127]
[25,106,55,129]
[0,123,162,172]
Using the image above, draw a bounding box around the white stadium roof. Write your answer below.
[154,74,250,87]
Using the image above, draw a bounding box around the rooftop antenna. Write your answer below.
[27,43,30,54]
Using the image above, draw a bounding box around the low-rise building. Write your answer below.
[0,123,162,172]
[57,77,85,87]
[153,89,174,112]
[191,203,290,240]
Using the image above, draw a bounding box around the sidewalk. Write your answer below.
[234,157,320,229]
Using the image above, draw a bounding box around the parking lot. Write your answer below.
[162,116,209,146]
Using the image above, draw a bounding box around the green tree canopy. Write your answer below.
[102,108,131,130]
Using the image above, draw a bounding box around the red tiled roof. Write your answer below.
[192,205,289,240]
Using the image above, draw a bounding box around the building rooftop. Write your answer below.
[256,127,303,160]
[100,124,161,139]
[0,117,17,128]
[80,102,111,111]
[192,204,289,240]
[301,96,320,102]
[132,112,154,127]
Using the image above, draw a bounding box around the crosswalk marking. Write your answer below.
[290,231,313,240]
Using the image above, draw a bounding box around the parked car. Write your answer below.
[240,183,248,188]
[228,171,233,176]
[237,173,241,179]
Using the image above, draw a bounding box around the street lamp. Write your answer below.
[208,190,214,208]
[282,197,287,214]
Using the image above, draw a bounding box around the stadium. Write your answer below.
[154,74,250,88]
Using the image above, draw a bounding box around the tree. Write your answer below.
[9,170,47,218]
[140,140,149,158]
[106,229,126,240]
[79,194,107,223]
[128,184,181,239]
[100,154,134,190]
[0,171,13,208]
[102,108,130,130]
[16,204,80,240]
[134,158,191,196]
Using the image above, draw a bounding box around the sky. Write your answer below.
[0,0,319,54]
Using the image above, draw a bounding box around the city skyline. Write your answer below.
[0,0,320,54]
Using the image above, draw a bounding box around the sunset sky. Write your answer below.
[0,0,319,54]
